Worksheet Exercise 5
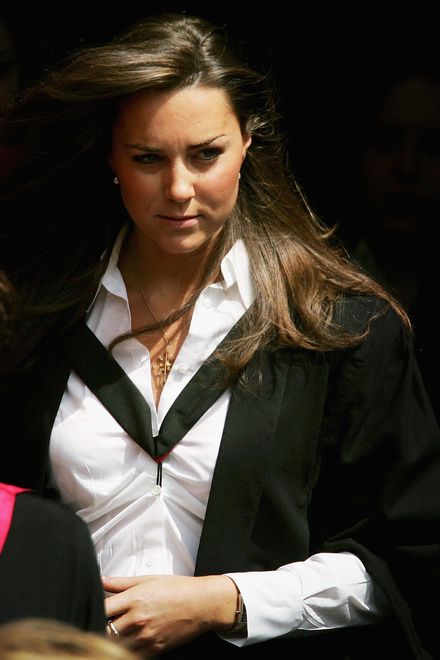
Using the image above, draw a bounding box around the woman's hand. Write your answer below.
[103,574,238,656]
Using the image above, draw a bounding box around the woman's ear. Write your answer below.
[242,133,252,160]
[108,154,119,184]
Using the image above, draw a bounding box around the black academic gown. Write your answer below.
[0,487,106,631]
[1,296,439,659]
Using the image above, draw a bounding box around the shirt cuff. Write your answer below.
[220,569,304,646]
[219,552,388,647]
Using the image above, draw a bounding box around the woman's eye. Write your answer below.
[133,153,162,164]
[197,148,222,161]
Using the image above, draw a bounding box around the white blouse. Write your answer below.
[50,231,386,647]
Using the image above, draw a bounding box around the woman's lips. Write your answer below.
[157,214,199,228]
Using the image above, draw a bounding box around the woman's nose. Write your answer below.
[164,163,196,203]
[395,135,420,180]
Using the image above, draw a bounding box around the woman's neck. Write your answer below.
[119,231,215,313]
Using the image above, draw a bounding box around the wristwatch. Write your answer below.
[232,592,247,634]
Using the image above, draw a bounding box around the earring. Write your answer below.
[238,172,241,180]
[113,175,119,185]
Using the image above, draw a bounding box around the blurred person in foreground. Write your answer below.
[0,618,141,660]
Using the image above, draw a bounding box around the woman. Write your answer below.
[349,68,440,423]
[0,13,438,659]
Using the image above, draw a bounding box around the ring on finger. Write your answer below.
[107,619,120,638]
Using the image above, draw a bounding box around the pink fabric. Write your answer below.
[0,483,30,553]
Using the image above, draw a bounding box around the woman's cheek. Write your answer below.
[120,176,156,214]
[203,166,241,204]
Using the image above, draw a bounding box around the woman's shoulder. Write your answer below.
[1,487,96,564]
[332,293,404,340]
[13,491,88,537]
[325,294,412,376]
[332,293,388,329]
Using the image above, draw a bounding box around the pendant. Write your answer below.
[153,345,174,385]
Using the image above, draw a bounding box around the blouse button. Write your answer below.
[152,485,162,496]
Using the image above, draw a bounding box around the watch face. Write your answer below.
[234,595,247,628]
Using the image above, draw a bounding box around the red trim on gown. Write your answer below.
[0,483,30,553]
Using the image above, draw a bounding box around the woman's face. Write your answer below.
[109,85,251,256]
[361,76,440,239]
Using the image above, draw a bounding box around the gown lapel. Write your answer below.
[60,317,246,461]
[194,348,292,575]
[61,322,156,457]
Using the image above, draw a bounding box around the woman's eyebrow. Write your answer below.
[124,134,227,152]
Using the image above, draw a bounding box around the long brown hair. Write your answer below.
[0,13,408,374]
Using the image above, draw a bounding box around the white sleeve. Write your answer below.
[221,551,389,647]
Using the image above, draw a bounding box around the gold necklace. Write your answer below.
[132,254,175,386]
